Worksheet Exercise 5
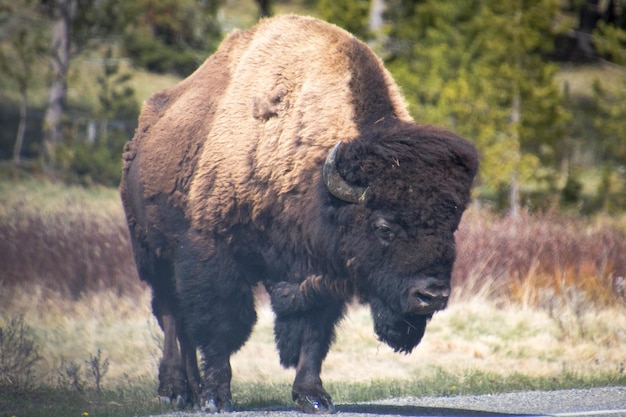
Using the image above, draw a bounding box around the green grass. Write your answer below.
[3,368,624,417]
[0,177,123,219]
[327,368,626,403]
[0,385,166,417]
[554,63,626,98]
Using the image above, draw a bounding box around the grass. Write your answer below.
[0,178,142,299]
[0,178,123,218]
[0,178,625,417]
[554,62,626,99]
[2,294,624,417]
[452,208,626,308]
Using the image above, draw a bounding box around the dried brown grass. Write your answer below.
[452,208,626,307]
[0,180,625,391]
[0,180,143,299]
[6,289,622,391]
[2,287,160,389]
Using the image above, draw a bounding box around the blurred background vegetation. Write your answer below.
[1,0,625,215]
[1,2,626,415]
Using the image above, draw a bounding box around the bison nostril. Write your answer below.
[406,282,450,314]
[412,289,433,304]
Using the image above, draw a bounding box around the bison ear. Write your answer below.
[323,142,367,203]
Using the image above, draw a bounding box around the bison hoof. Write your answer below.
[296,395,337,414]
[159,394,187,410]
[202,398,233,413]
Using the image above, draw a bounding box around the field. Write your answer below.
[0,179,625,417]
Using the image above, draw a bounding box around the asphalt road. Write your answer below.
[151,386,626,417]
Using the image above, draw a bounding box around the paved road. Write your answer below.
[346,386,626,416]
[153,387,626,417]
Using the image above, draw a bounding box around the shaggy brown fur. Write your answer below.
[121,14,478,414]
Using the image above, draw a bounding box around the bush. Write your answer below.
[1,179,625,308]
[453,209,626,306]
[0,315,41,393]
[56,127,128,187]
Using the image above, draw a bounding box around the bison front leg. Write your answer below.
[274,301,345,414]
[267,275,348,316]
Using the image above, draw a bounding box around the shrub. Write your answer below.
[1,180,625,308]
[0,315,41,393]
[453,209,626,306]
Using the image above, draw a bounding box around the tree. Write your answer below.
[56,45,139,186]
[594,19,626,64]
[42,0,71,170]
[122,0,221,76]
[62,47,138,185]
[591,16,626,213]
[37,0,221,172]
[256,0,273,17]
[382,0,567,212]
[0,0,48,164]
[317,0,371,40]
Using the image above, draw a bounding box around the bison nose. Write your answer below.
[404,278,450,315]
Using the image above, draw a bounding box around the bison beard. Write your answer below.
[120,15,478,415]
[369,297,430,354]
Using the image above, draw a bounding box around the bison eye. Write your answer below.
[373,217,396,246]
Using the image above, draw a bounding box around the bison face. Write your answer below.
[323,124,478,353]
[352,212,457,353]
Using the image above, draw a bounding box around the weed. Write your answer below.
[55,350,111,394]
[0,315,41,393]
[58,359,84,392]
[537,285,593,340]
[86,349,109,393]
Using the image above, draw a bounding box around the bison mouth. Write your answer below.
[369,297,431,354]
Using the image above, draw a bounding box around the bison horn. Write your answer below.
[323,142,367,203]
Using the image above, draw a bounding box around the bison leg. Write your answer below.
[156,311,188,409]
[274,301,345,414]
[177,249,257,412]
[152,288,191,410]
[177,320,201,408]
[125,221,194,409]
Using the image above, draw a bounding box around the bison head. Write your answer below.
[323,122,478,353]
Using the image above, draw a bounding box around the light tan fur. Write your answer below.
[126,15,413,253]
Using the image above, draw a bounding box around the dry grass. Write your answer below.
[235,299,626,386]
[0,179,143,299]
[2,288,159,389]
[0,179,625,403]
[3,288,623,397]
[452,208,626,308]
[555,63,626,98]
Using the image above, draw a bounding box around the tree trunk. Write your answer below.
[368,0,386,33]
[256,0,271,18]
[13,88,27,164]
[42,0,71,169]
[509,7,522,218]
[509,81,521,218]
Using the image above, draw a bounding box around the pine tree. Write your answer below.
[383,0,567,211]
[0,0,48,165]
[317,0,371,40]
[591,22,626,213]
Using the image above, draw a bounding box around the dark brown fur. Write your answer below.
[120,14,478,414]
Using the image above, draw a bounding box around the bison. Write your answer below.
[120,14,478,414]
